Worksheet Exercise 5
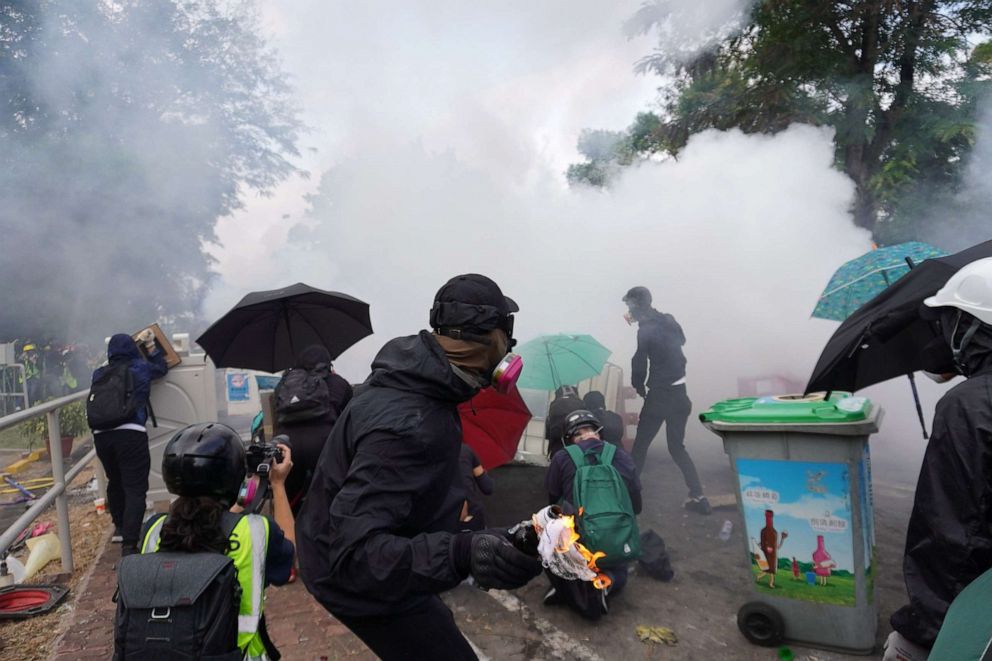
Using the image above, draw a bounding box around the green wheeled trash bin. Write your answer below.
[699,392,883,655]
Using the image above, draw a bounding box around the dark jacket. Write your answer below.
[632,309,687,391]
[91,333,168,428]
[583,392,625,447]
[546,438,642,514]
[545,394,584,457]
[891,326,992,648]
[293,344,354,423]
[296,331,478,618]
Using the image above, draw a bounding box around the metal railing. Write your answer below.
[0,390,96,573]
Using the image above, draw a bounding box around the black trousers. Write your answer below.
[334,597,478,661]
[631,384,703,497]
[94,429,150,547]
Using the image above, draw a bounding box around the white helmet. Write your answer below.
[924,256,992,325]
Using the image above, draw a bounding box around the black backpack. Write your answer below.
[274,365,331,424]
[87,361,140,431]
[113,516,243,661]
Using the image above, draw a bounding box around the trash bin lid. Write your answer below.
[700,392,881,435]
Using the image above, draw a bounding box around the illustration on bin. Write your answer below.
[700,392,882,655]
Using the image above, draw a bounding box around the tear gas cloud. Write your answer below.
[206,0,947,481]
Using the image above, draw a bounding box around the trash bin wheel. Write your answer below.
[737,602,785,647]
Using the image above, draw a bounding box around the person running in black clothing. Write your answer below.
[623,286,710,515]
[297,274,541,661]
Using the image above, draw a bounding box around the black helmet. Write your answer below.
[623,286,652,309]
[430,274,518,344]
[564,409,602,441]
[162,423,246,507]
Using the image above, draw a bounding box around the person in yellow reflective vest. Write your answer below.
[138,423,296,660]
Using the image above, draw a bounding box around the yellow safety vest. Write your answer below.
[141,513,271,659]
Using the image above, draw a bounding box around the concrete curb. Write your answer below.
[46,525,113,661]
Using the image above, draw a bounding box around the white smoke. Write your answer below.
[205,0,948,483]
[211,124,871,410]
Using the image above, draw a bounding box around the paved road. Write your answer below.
[46,431,916,660]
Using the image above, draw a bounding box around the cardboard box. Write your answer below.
[133,323,182,369]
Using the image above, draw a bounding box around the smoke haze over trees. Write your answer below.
[0,0,302,343]
[568,0,992,244]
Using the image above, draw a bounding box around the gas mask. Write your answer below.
[491,352,523,393]
[942,309,983,377]
[486,328,522,394]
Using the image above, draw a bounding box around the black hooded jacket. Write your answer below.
[632,309,687,391]
[891,324,992,647]
[296,331,478,618]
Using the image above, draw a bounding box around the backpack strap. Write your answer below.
[565,442,615,468]
[595,442,617,467]
[565,444,585,469]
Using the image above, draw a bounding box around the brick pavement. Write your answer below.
[49,530,376,661]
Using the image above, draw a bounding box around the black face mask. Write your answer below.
[920,335,957,377]
[940,309,984,377]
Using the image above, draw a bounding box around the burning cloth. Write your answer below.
[525,505,610,589]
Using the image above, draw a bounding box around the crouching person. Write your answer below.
[544,410,642,620]
[113,423,295,661]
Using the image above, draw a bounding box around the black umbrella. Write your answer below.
[805,240,992,437]
[196,283,373,372]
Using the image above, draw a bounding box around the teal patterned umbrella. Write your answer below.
[812,242,948,321]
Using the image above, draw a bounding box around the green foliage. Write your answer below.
[17,400,89,444]
[0,0,303,342]
[571,1,992,239]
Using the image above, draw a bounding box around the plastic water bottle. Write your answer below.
[719,520,733,541]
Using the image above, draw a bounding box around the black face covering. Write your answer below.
[940,309,984,376]
[920,335,957,376]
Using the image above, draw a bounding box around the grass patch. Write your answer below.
[751,563,856,607]
[0,421,43,451]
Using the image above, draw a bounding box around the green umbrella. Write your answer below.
[515,334,611,391]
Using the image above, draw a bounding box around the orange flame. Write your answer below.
[556,514,612,590]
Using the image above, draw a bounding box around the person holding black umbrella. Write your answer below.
[274,344,353,514]
[884,257,992,661]
[296,274,541,661]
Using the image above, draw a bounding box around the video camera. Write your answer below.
[238,434,291,514]
[245,436,287,476]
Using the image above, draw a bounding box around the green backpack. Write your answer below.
[565,443,641,567]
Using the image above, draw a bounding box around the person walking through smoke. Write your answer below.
[297,274,541,661]
[623,286,710,515]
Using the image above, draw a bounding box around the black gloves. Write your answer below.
[469,533,543,590]
[634,384,646,398]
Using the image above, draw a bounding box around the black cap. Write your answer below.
[430,274,517,337]
[434,274,518,315]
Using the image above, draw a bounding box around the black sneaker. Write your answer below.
[121,544,138,557]
[684,496,712,515]
[543,587,564,606]
[111,528,123,544]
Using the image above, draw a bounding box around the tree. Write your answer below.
[571,1,992,239]
[0,0,303,343]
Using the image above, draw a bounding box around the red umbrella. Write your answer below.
[458,386,532,469]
